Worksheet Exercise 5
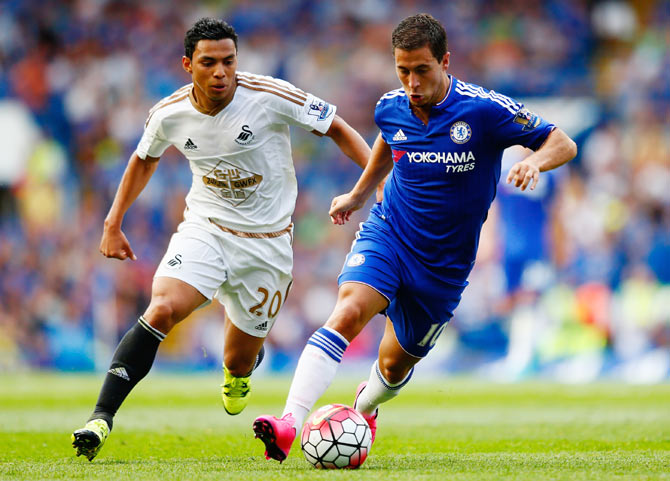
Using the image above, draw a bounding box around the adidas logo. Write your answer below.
[392,129,407,141]
[184,138,198,150]
[108,367,130,381]
[254,321,268,331]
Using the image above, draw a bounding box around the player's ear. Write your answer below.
[441,52,450,71]
[182,56,193,75]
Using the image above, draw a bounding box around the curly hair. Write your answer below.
[184,18,238,59]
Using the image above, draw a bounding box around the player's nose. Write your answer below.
[408,73,420,89]
[213,64,225,78]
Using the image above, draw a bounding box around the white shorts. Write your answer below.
[154,212,293,338]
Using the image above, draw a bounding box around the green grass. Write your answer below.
[1,373,669,480]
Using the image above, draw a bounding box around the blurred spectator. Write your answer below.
[0,0,668,381]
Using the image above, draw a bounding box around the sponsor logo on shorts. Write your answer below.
[166,254,183,268]
[347,253,365,267]
[450,121,472,144]
[255,321,268,331]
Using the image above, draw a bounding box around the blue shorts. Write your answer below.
[338,211,467,358]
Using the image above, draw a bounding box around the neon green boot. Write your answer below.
[221,366,251,415]
[72,419,110,461]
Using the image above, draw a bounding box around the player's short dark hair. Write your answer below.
[184,18,238,59]
[391,13,447,61]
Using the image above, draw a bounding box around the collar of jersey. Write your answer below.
[189,86,235,117]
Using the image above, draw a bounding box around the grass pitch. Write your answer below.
[0,373,668,480]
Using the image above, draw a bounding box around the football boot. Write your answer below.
[72,419,110,461]
[221,345,265,415]
[221,367,251,415]
[252,413,297,463]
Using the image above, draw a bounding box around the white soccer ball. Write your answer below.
[300,403,372,469]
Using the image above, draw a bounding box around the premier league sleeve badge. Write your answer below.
[513,107,541,131]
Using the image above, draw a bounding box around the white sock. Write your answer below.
[282,327,349,428]
[354,360,414,415]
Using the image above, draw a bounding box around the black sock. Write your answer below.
[249,344,265,375]
[88,317,165,430]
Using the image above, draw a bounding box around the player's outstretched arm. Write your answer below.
[330,133,393,225]
[100,152,160,261]
[506,127,577,191]
[317,115,385,202]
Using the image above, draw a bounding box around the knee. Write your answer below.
[325,303,367,341]
[143,299,178,334]
[378,356,413,385]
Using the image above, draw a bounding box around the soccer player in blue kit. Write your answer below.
[254,13,577,462]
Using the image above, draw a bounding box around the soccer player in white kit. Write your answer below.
[71,17,372,461]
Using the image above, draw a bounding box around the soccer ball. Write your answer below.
[300,403,372,469]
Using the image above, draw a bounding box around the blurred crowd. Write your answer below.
[0,0,668,382]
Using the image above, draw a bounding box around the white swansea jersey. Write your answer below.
[136,72,337,233]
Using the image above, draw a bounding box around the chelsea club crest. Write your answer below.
[450,121,472,144]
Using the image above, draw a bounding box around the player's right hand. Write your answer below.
[329,193,364,225]
[99,226,137,261]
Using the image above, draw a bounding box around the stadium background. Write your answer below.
[0,0,667,383]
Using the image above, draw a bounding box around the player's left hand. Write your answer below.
[506,159,540,191]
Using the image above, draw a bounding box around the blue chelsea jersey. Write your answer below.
[373,75,555,283]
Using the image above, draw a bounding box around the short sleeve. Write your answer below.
[373,89,406,144]
[262,78,337,134]
[135,112,171,159]
[374,102,390,144]
[488,98,555,151]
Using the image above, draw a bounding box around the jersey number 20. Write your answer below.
[248,281,292,318]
